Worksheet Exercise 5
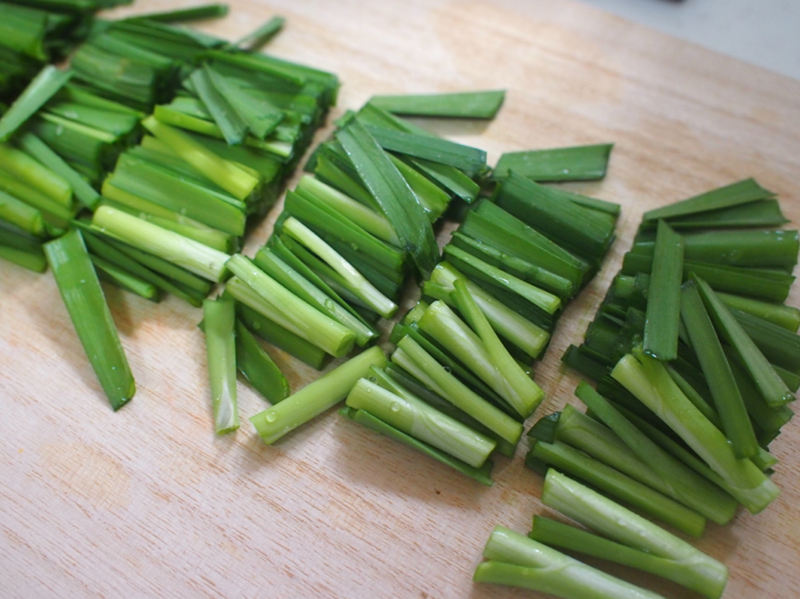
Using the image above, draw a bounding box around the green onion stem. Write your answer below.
[203,297,239,434]
[250,346,387,444]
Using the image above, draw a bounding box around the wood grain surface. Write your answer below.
[2,1,800,598]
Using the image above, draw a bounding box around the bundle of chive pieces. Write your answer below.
[0,0,131,106]
[0,5,338,410]
[475,179,799,595]
[473,180,800,597]
[234,90,620,486]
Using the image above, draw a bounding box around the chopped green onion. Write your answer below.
[572,383,738,525]
[336,118,438,278]
[142,115,259,201]
[131,4,229,23]
[492,143,613,182]
[369,90,505,119]
[0,65,72,141]
[643,221,683,361]
[44,229,135,410]
[92,206,230,283]
[529,516,720,599]
[281,216,397,319]
[541,470,728,599]
[226,255,355,358]
[529,439,706,536]
[393,335,523,445]
[612,349,780,514]
[250,346,387,444]
[203,297,238,434]
[339,406,494,485]
[17,132,101,210]
[693,275,795,408]
[233,16,285,50]
[643,178,775,223]
[475,525,665,599]
[450,280,544,418]
[681,281,759,458]
[345,377,496,468]
[234,299,327,370]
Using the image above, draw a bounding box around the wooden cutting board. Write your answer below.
[2,1,800,597]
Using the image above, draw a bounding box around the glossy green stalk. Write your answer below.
[296,174,399,246]
[17,132,100,210]
[80,228,203,307]
[530,516,726,599]
[643,178,774,223]
[44,229,135,410]
[529,439,705,536]
[424,262,550,358]
[0,65,72,141]
[253,247,377,346]
[444,244,561,314]
[493,172,615,260]
[450,280,544,418]
[250,346,387,444]
[0,142,72,208]
[369,90,505,119]
[0,189,44,236]
[203,298,238,434]
[393,335,523,445]
[339,406,494,485]
[336,118,438,278]
[693,275,795,407]
[542,471,728,599]
[572,383,738,525]
[142,115,259,201]
[681,281,758,458]
[282,216,397,319]
[718,292,800,332]
[643,220,683,361]
[233,15,285,50]
[91,254,160,301]
[475,525,665,599]
[234,299,327,370]
[612,350,780,514]
[0,228,47,272]
[226,255,355,358]
[92,206,229,283]
[346,378,495,468]
[492,144,613,182]
[132,4,229,23]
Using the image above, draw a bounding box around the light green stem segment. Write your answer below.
[296,175,400,246]
[541,470,728,599]
[346,378,495,468]
[419,300,543,419]
[142,115,259,201]
[643,220,683,361]
[250,346,388,444]
[226,254,355,358]
[530,516,726,599]
[0,143,72,208]
[558,400,737,526]
[694,275,795,408]
[425,262,549,358]
[203,298,239,434]
[44,229,135,410]
[475,525,666,599]
[91,206,230,283]
[393,335,522,445]
[612,350,780,514]
[282,216,397,319]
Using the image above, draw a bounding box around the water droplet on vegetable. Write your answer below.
[265,411,278,423]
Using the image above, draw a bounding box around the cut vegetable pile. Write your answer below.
[1,4,798,598]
